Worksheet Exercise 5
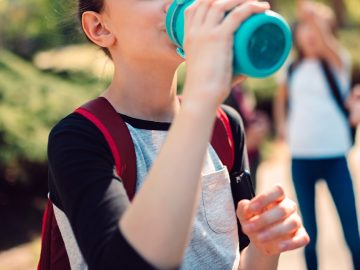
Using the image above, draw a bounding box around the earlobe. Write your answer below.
[82,11,115,48]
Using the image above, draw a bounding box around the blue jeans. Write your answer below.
[292,157,360,270]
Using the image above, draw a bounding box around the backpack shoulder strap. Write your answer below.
[212,106,253,252]
[320,59,349,117]
[75,97,137,201]
[287,61,296,81]
[320,59,357,142]
[211,107,235,171]
[38,97,137,270]
[38,200,71,270]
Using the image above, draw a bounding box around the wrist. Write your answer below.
[181,83,222,115]
[239,243,280,270]
[248,243,280,259]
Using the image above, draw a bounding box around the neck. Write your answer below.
[102,59,180,122]
[302,50,319,59]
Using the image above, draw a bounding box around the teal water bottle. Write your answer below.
[166,0,292,78]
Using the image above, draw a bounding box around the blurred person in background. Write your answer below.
[274,1,360,269]
[224,83,270,190]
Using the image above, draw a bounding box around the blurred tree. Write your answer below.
[331,0,346,27]
[268,0,277,10]
[0,49,105,184]
[0,0,83,59]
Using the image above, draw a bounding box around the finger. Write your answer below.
[278,227,310,252]
[231,75,247,86]
[242,198,297,233]
[222,1,270,33]
[236,199,252,223]
[256,213,302,242]
[255,226,309,256]
[204,0,255,26]
[215,0,254,10]
[186,0,213,26]
[248,185,285,215]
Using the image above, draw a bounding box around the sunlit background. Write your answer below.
[0,0,359,269]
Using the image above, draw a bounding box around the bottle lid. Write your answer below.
[233,10,292,77]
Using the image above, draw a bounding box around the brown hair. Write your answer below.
[78,0,111,58]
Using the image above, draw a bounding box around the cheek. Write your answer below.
[296,28,313,49]
[115,12,162,46]
[113,21,156,54]
[306,29,317,42]
[295,32,306,48]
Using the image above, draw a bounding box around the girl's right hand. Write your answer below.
[182,0,270,110]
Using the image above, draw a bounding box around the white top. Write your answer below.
[286,56,352,158]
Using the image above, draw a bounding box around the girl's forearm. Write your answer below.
[311,18,343,70]
[273,84,288,138]
[319,36,343,70]
[120,92,218,269]
[238,243,280,270]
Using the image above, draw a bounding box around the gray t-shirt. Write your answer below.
[128,125,240,270]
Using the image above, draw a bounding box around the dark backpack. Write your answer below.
[38,97,253,270]
[287,59,356,143]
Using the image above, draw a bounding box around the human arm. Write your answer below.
[229,86,309,269]
[273,81,288,141]
[237,186,310,270]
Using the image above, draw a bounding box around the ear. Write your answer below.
[82,11,115,49]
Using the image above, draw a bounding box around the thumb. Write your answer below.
[236,199,252,223]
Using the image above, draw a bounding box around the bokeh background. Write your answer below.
[0,0,359,269]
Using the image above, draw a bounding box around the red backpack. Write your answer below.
[38,97,252,270]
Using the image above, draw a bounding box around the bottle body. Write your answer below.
[165,0,292,78]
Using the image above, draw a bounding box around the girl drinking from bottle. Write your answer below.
[274,1,360,269]
[41,0,309,269]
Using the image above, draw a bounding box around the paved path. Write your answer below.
[257,142,360,270]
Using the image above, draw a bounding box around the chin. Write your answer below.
[163,45,185,65]
[166,54,185,70]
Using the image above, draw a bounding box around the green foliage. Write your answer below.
[346,0,360,25]
[273,0,360,25]
[0,0,84,58]
[339,27,360,65]
[0,49,106,167]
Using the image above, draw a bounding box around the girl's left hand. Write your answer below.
[348,85,360,126]
[237,185,310,256]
